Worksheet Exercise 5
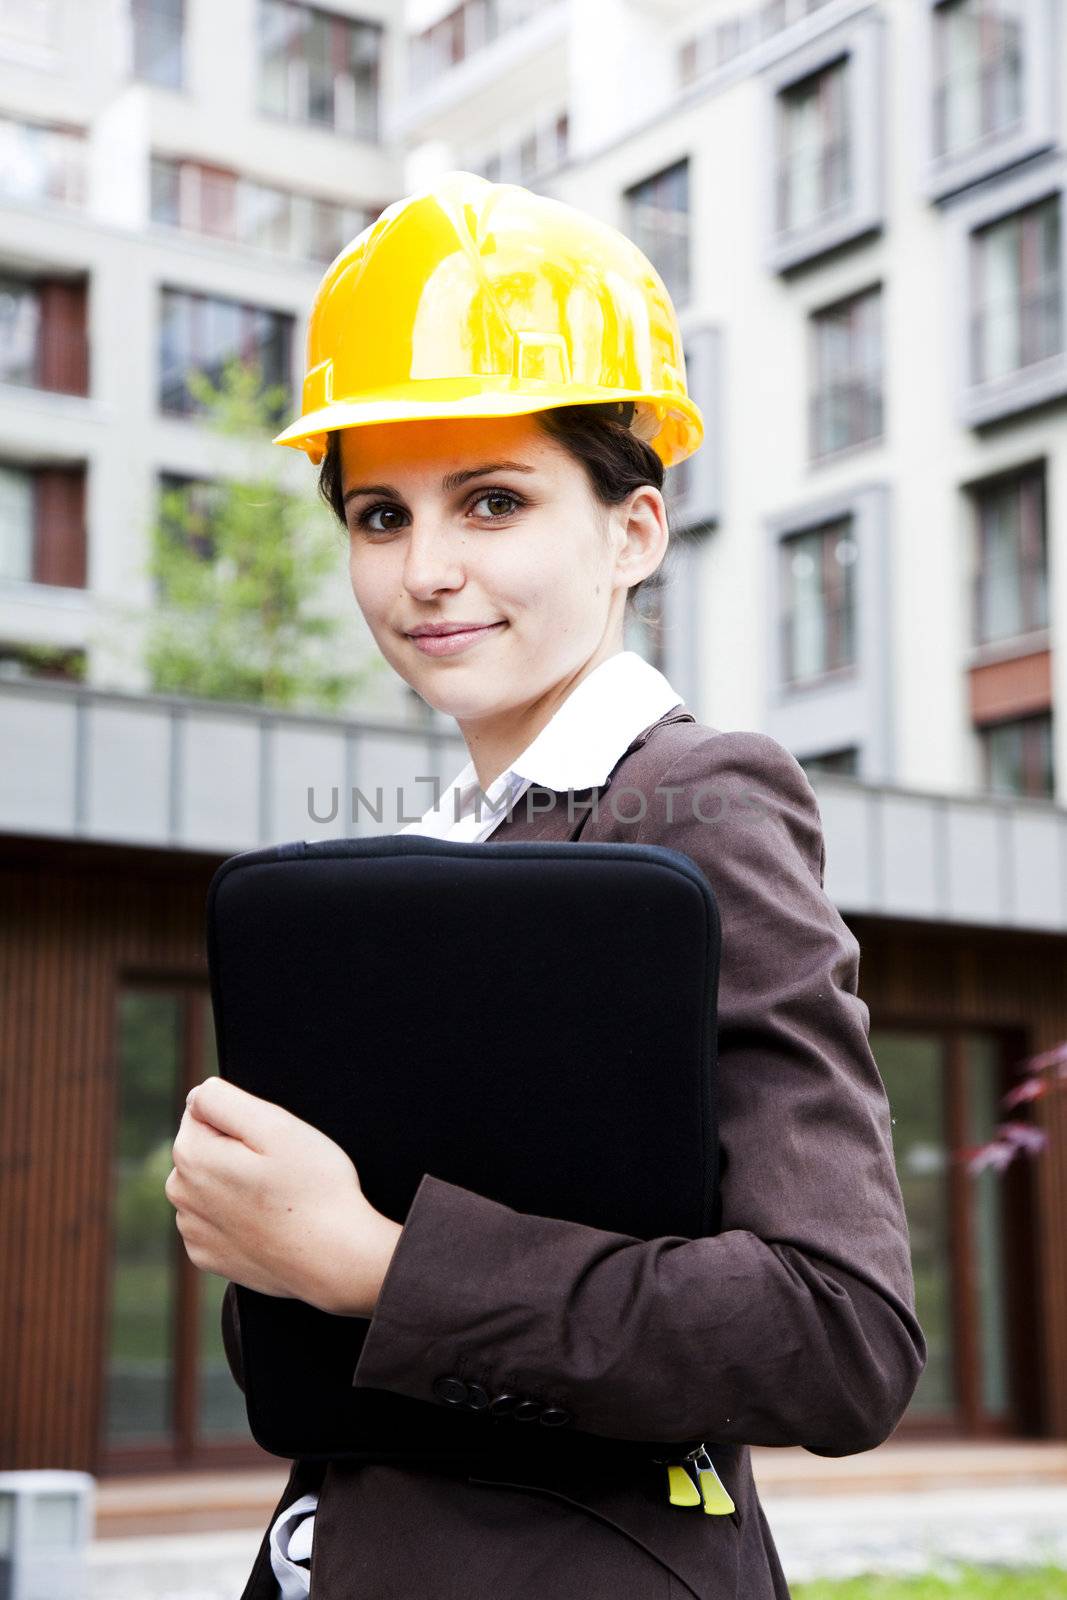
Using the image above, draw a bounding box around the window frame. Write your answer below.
[950,158,1067,427]
[764,483,893,783]
[623,156,692,311]
[157,285,295,421]
[808,279,884,461]
[920,0,1057,202]
[256,0,382,142]
[967,458,1049,647]
[760,9,885,274]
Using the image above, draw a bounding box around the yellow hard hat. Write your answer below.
[273,169,704,470]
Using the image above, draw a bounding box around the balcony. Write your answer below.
[0,677,467,854]
[391,0,568,145]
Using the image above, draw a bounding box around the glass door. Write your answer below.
[102,982,248,1469]
[871,1025,1028,1434]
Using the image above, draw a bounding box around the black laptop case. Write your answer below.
[205,834,722,1467]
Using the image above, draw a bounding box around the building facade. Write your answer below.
[2,0,1067,1476]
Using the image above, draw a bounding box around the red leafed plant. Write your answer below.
[959,1041,1067,1174]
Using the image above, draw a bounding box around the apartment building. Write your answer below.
[393,0,1067,1445]
[3,0,1067,1477]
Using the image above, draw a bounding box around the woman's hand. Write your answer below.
[165,1077,402,1319]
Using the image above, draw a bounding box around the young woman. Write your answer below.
[168,172,925,1600]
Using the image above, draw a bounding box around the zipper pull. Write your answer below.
[693,1446,735,1516]
[665,1462,702,1506]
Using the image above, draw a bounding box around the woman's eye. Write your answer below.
[355,489,523,535]
[471,489,523,519]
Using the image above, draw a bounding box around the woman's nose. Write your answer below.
[401,522,466,598]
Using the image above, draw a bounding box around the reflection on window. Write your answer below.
[106,992,183,1446]
[970,194,1062,385]
[150,155,370,264]
[624,159,690,308]
[932,0,1024,161]
[0,464,35,582]
[779,517,857,684]
[874,1028,1015,1427]
[131,0,184,89]
[776,56,851,235]
[0,116,85,207]
[106,988,242,1456]
[979,710,1053,798]
[800,746,860,777]
[258,0,381,140]
[158,287,293,421]
[970,462,1048,643]
[810,284,883,458]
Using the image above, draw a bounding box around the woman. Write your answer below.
[168,172,925,1600]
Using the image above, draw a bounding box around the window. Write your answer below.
[409,0,540,91]
[104,985,244,1463]
[0,462,88,588]
[970,193,1061,384]
[932,0,1023,160]
[0,116,85,207]
[800,745,860,776]
[150,156,368,264]
[0,465,34,581]
[0,642,85,681]
[470,110,568,185]
[779,516,858,683]
[131,0,184,89]
[764,14,883,273]
[776,56,850,236]
[0,274,89,395]
[970,463,1048,643]
[979,710,1053,797]
[809,284,883,458]
[159,473,222,563]
[158,288,293,420]
[624,159,690,308]
[875,1028,1026,1431]
[258,0,381,140]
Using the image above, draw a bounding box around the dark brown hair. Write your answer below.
[317,400,674,619]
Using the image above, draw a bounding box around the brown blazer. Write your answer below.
[221,707,925,1599]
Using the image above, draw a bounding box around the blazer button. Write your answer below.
[488,1392,522,1417]
[466,1383,490,1411]
[432,1376,470,1406]
[513,1398,543,1422]
[538,1407,573,1427]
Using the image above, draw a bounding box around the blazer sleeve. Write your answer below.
[349,730,926,1456]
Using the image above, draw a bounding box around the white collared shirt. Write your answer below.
[400,649,685,842]
[267,648,684,1598]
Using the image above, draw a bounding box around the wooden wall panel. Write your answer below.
[0,837,221,1470]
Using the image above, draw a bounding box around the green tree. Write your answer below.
[144,358,382,712]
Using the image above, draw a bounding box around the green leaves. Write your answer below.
[143,357,383,712]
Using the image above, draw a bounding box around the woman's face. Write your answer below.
[338,413,666,726]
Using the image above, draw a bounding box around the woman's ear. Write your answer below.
[615,486,669,589]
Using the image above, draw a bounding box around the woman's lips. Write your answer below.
[408,622,507,656]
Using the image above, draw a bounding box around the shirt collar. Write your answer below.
[413,651,684,828]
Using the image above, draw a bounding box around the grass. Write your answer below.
[793,1567,1067,1598]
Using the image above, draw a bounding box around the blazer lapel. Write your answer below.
[484,705,696,845]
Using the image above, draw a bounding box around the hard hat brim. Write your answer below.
[272,381,704,469]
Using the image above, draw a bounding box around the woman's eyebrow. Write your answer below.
[342,461,537,507]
